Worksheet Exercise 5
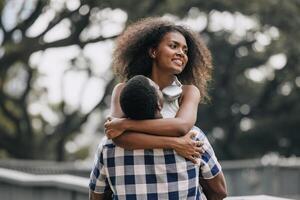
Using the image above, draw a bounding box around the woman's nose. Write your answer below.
[176,49,184,56]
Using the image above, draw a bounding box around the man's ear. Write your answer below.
[157,103,162,111]
[155,106,163,119]
[149,48,156,58]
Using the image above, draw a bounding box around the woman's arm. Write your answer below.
[106,85,200,138]
[105,83,203,162]
[109,83,126,118]
[114,130,203,164]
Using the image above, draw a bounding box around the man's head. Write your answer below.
[120,75,163,120]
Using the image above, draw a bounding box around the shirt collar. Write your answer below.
[162,76,182,102]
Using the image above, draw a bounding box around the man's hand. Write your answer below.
[173,130,204,164]
[104,117,127,139]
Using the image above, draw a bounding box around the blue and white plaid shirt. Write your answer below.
[89,126,221,200]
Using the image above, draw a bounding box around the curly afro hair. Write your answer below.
[112,17,213,103]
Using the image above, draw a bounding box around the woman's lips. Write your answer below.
[172,58,183,66]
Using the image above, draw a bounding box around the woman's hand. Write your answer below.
[104,117,127,139]
[173,130,204,164]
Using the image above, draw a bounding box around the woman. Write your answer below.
[105,17,212,162]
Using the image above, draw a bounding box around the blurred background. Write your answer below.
[0,0,299,199]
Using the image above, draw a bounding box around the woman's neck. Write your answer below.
[150,68,175,90]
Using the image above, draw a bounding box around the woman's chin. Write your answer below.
[172,68,183,74]
[172,64,186,74]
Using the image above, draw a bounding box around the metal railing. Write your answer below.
[0,167,88,200]
[0,157,299,200]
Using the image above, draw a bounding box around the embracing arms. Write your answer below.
[103,83,203,162]
[105,83,200,137]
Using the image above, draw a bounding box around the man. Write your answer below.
[89,75,227,200]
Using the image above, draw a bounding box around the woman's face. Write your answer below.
[151,31,188,75]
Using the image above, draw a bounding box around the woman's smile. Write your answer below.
[172,58,184,67]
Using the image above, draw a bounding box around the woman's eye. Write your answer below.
[170,44,177,48]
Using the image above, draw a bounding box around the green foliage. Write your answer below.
[0,0,299,161]
[186,0,300,159]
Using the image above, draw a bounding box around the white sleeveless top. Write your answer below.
[160,77,182,118]
[161,98,180,118]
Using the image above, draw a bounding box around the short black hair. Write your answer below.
[120,75,159,120]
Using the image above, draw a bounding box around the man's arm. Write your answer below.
[200,172,227,200]
[195,127,227,200]
[89,190,113,200]
[89,141,113,200]
[89,190,104,200]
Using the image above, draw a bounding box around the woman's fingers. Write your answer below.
[194,151,200,158]
[195,147,201,153]
[104,120,111,129]
[200,147,205,154]
[196,146,205,154]
[194,147,205,157]
[196,140,204,147]
[104,122,108,128]
[192,140,203,148]
[188,155,197,164]
[188,130,197,138]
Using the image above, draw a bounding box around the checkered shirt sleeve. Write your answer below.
[192,126,222,179]
[89,138,111,193]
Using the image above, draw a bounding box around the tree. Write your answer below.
[167,0,300,159]
[0,0,118,161]
[0,0,181,161]
[99,0,300,159]
[0,0,299,161]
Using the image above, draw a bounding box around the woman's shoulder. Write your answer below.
[180,84,201,103]
[113,82,126,91]
[115,82,126,88]
[181,84,200,95]
[111,82,126,97]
